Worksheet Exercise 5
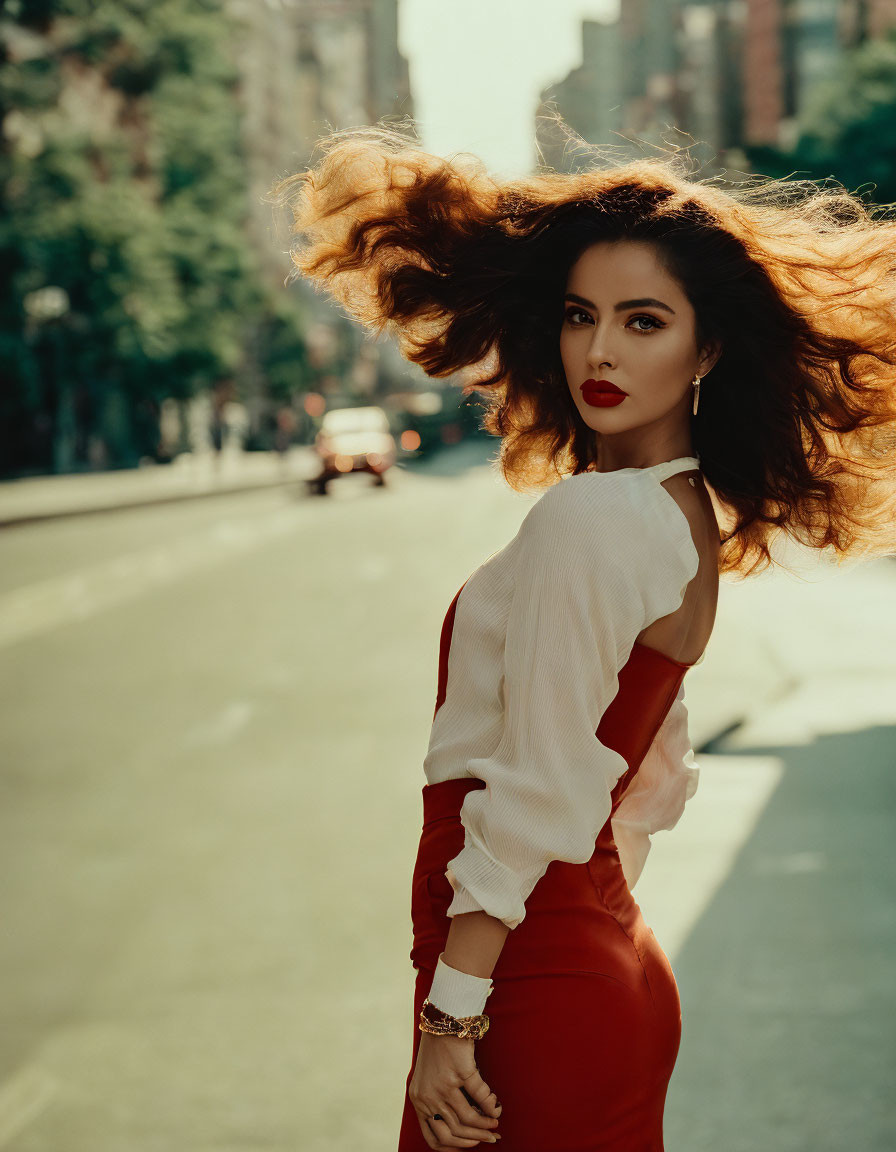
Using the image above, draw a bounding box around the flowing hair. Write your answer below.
[267,120,896,577]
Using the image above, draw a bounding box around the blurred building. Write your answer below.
[534,19,623,168]
[536,0,896,172]
[536,2,739,171]
[840,0,896,39]
[227,0,415,285]
[225,0,419,418]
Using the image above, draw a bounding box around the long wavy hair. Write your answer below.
[268,121,896,577]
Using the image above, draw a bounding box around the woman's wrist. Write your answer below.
[426,952,494,1018]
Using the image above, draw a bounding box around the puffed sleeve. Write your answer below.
[443,475,658,930]
[610,680,700,892]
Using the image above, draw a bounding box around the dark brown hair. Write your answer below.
[268,123,896,576]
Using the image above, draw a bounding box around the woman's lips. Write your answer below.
[581,380,627,408]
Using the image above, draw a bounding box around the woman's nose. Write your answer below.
[586,326,617,369]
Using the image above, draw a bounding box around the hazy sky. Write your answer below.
[399,0,618,178]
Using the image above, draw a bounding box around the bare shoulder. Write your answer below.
[636,468,721,659]
[658,471,721,568]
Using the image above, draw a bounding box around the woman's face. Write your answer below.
[559,238,717,438]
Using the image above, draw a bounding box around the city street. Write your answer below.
[1,445,894,1151]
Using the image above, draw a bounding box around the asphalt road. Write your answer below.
[1,449,893,1151]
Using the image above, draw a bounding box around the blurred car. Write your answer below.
[308,405,397,495]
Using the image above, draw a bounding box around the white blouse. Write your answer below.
[422,456,704,1019]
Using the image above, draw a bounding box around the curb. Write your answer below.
[0,473,305,530]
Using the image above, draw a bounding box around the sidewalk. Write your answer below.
[659,548,896,1152]
[0,448,315,527]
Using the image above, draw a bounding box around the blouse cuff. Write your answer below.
[445,844,528,930]
[443,873,485,917]
[426,953,494,1018]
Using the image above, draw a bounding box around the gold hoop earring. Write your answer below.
[692,374,702,416]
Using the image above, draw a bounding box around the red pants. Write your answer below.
[397,778,682,1152]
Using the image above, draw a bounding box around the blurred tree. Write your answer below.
[745,28,896,210]
[256,288,311,403]
[0,0,277,476]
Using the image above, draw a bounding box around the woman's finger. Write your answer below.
[434,1098,499,1144]
[459,1068,503,1119]
[460,1084,502,1121]
[416,1112,449,1151]
[421,1110,481,1147]
[450,1087,501,1133]
[417,1118,438,1151]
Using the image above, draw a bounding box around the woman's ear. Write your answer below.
[698,340,722,377]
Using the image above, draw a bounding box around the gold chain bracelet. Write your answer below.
[419,997,490,1041]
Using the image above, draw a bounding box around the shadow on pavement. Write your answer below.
[666,718,896,1152]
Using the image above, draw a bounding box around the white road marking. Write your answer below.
[183,700,256,747]
[753,849,827,875]
[0,507,302,650]
[0,1063,57,1148]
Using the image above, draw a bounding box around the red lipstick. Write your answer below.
[581,379,627,408]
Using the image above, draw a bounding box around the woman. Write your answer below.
[269,125,896,1151]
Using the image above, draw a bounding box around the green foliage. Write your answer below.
[258,290,312,402]
[745,29,896,209]
[0,0,293,475]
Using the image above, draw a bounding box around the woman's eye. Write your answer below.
[628,314,664,333]
[564,308,663,331]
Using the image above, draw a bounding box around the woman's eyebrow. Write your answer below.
[564,292,676,315]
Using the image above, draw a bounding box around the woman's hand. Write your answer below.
[408,1031,503,1149]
